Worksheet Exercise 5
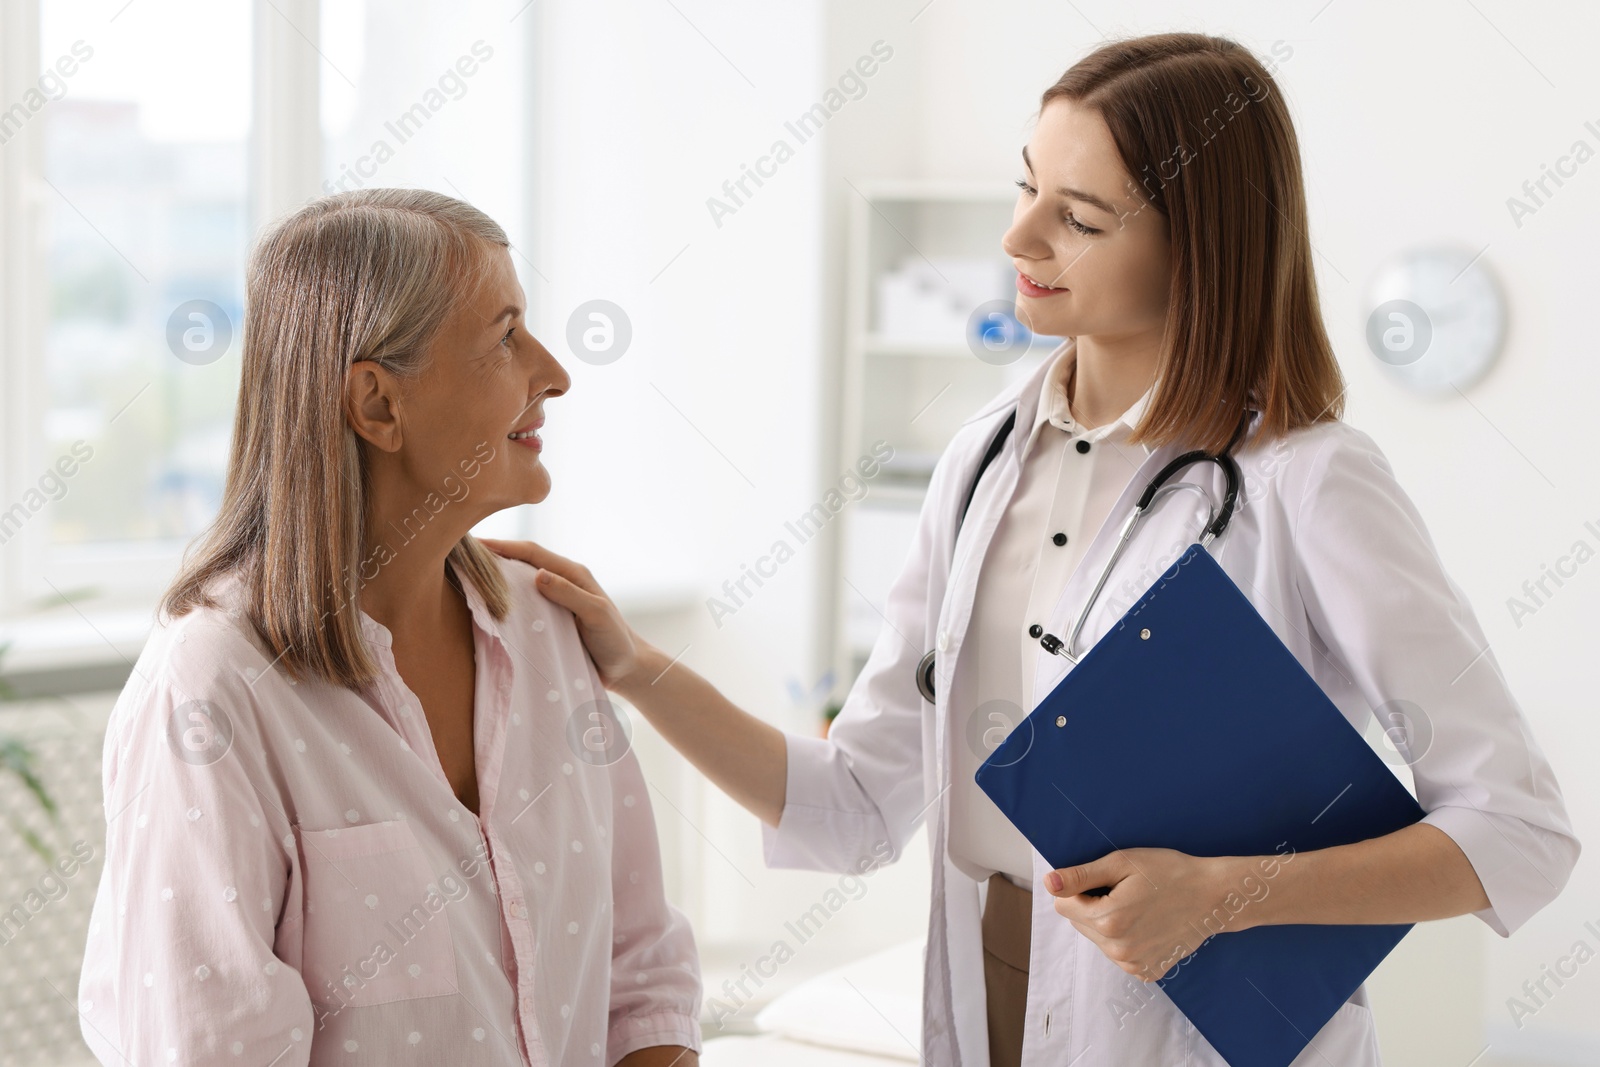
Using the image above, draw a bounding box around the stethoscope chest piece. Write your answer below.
[916,649,938,703]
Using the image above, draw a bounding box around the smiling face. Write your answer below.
[347,241,571,534]
[410,243,571,515]
[1002,97,1172,342]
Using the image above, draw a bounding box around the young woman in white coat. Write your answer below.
[490,31,1580,1067]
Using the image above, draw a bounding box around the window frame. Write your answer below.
[0,0,322,619]
[0,0,542,651]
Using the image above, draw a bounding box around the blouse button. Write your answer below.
[1075,440,1091,454]
[1051,532,1067,546]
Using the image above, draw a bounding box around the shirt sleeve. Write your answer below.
[78,654,314,1065]
[603,737,703,1065]
[1292,425,1581,937]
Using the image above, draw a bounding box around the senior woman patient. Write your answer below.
[77,189,701,1066]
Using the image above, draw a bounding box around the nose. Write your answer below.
[531,336,571,402]
[1001,196,1051,266]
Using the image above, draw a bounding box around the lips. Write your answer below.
[508,417,543,450]
[1016,272,1068,298]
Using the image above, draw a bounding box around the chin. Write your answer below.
[474,474,552,516]
[1018,305,1075,338]
[520,472,554,505]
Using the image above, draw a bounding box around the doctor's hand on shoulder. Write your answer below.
[1045,846,1262,983]
[481,538,792,829]
[479,538,649,688]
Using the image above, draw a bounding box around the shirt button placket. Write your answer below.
[496,852,539,1033]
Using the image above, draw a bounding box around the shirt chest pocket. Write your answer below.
[296,818,460,1008]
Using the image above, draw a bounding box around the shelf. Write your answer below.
[832,180,1033,697]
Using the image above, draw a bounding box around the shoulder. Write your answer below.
[1234,418,1418,547]
[143,572,275,691]
[110,572,279,761]
[476,550,606,696]
[1237,418,1393,504]
[482,550,584,647]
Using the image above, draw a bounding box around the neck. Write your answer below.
[1065,330,1162,430]
[359,477,476,642]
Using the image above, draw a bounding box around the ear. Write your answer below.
[345,360,404,452]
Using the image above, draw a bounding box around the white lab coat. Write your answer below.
[763,347,1581,1066]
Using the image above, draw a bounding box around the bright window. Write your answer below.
[30,0,251,598]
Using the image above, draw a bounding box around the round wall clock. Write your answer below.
[1362,246,1506,395]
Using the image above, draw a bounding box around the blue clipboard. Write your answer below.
[975,542,1425,1067]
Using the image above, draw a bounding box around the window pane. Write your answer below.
[38,1,251,551]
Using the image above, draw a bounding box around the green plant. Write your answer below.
[0,640,64,864]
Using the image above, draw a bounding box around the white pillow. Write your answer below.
[752,938,924,1062]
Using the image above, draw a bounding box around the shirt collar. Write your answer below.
[1028,339,1155,449]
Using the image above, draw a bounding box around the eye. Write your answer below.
[500,325,516,347]
[1016,178,1101,237]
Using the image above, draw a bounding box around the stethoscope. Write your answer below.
[913,408,1249,703]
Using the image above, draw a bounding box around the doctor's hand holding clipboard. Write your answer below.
[483,31,1581,1067]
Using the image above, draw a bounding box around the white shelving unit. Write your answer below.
[830,180,1057,692]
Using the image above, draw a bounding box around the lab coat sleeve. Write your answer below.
[1291,425,1581,937]
[603,741,703,1066]
[761,437,971,874]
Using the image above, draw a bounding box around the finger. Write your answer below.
[1046,859,1116,898]
[479,538,601,594]
[531,567,604,617]
[478,536,558,568]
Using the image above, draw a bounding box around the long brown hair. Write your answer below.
[1041,32,1344,454]
[161,189,512,689]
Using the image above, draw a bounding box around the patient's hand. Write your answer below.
[480,539,647,689]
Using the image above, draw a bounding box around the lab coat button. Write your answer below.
[936,630,949,653]
[1028,624,1043,639]
[1052,532,1067,546]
